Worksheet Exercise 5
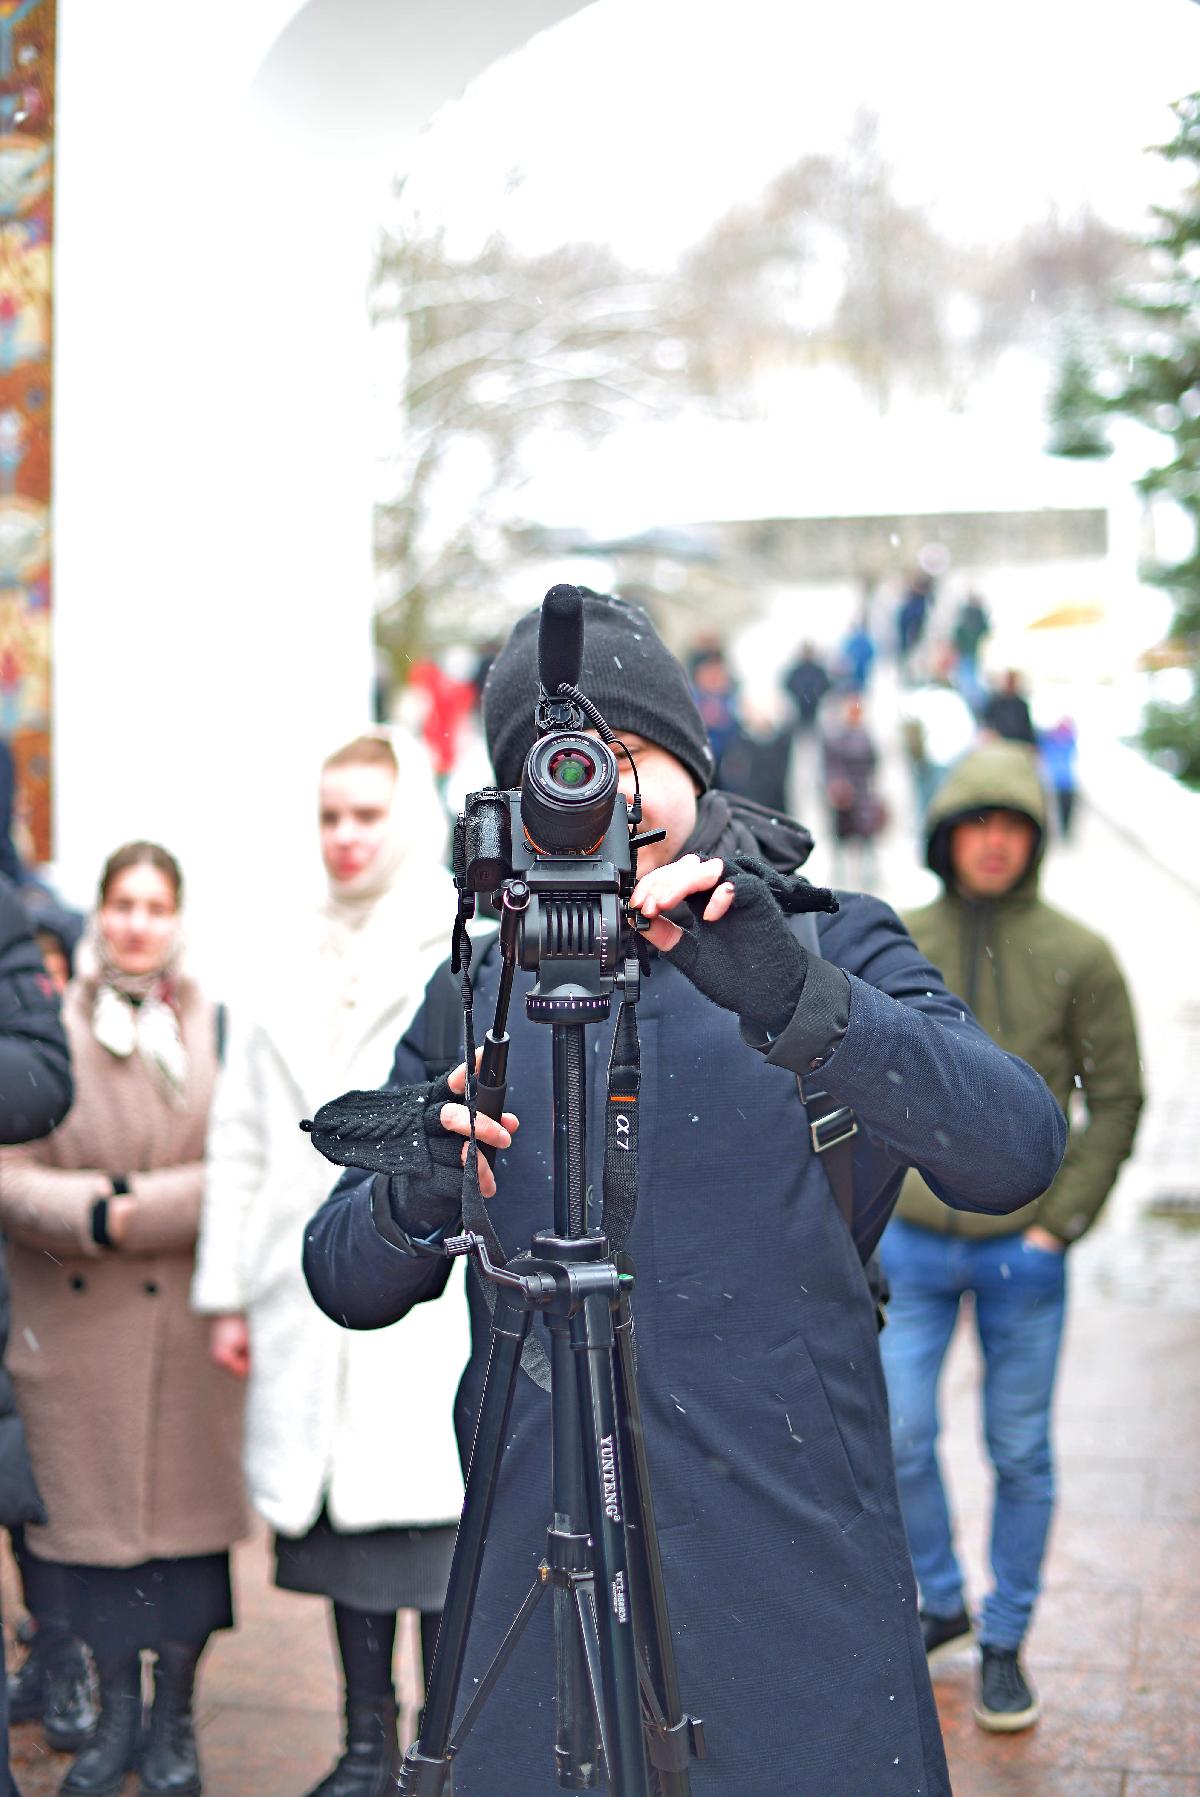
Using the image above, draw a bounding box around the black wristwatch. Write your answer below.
[92,1177,131,1249]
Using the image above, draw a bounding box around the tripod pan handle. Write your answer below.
[475,1030,509,1169]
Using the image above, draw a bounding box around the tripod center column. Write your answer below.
[552,1023,589,1238]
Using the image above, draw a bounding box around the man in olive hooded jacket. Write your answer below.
[880,739,1142,1735]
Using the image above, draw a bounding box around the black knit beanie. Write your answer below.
[482,591,716,794]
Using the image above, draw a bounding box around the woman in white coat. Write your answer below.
[191,733,469,1797]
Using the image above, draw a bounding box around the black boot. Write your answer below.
[43,1637,100,1752]
[303,1696,400,1797]
[59,1656,142,1797]
[7,1630,47,1724]
[139,1642,202,1796]
[9,1628,97,1748]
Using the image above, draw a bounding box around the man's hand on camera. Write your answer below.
[630,852,835,1037]
[630,854,734,950]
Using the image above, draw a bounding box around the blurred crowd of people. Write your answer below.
[674,573,1082,893]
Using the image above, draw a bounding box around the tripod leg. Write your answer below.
[399,1289,532,1797]
[442,1577,548,1754]
[572,1286,651,1797]
[548,1309,603,1788]
[572,1578,610,1778]
[614,1282,705,1793]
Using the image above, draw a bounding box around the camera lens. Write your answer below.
[548,747,595,790]
[521,733,618,854]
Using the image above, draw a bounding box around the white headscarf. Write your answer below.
[314,729,455,1063]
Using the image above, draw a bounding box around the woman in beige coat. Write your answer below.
[0,842,246,1797]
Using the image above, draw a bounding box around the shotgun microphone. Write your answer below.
[537,584,584,697]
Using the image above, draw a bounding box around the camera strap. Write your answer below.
[601,998,640,1252]
[455,928,556,1393]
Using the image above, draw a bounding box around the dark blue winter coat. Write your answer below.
[304,893,1065,1797]
[0,873,73,1530]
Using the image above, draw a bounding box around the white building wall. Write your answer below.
[53,0,578,986]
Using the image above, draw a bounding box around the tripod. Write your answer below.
[398,1009,706,1795]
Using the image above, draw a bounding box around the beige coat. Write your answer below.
[0,975,248,1566]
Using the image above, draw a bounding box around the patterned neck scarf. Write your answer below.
[81,922,190,1107]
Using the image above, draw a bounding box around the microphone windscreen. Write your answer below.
[538,585,584,695]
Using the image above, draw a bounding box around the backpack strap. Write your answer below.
[789,912,886,1328]
[214,1002,228,1066]
[788,912,858,1240]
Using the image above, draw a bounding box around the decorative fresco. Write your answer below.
[0,0,52,864]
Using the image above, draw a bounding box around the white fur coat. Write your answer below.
[192,874,469,1538]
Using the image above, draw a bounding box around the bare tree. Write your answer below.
[677,115,1137,415]
[371,220,704,671]
[679,115,952,413]
[673,155,834,395]
[370,132,1143,673]
[972,206,1135,358]
[826,114,952,410]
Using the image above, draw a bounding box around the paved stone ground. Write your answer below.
[7,707,1200,1796]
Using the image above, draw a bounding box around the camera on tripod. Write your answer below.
[452,584,664,1022]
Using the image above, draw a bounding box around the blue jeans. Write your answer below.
[879,1218,1067,1650]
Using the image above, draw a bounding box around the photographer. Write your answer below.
[302,593,1067,1797]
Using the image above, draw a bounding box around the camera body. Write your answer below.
[453,757,635,1020]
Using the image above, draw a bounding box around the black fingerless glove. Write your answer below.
[302,1076,466,1240]
[670,854,838,1034]
[303,1074,459,1187]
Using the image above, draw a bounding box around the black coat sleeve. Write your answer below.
[0,877,73,1145]
[766,894,1067,1222]
[302,999,458,1331]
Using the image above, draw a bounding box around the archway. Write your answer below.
[52,0,583,970]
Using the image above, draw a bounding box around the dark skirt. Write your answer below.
[275,1511,456,1614]
[27,1549,234,1660]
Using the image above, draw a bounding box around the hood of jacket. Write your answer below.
[925,741,1046,896]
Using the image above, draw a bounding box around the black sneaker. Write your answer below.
[975,1645,1040,1732]
[920,1607,973,1660]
